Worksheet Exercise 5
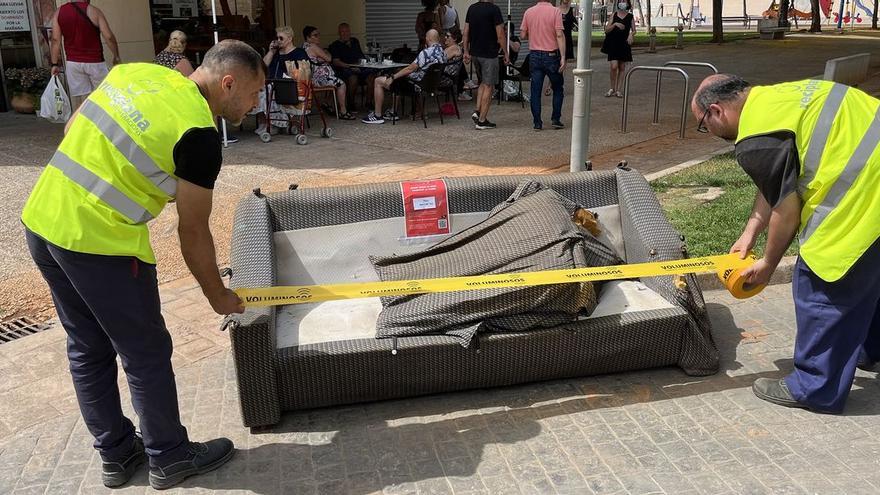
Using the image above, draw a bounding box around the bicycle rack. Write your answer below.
[621,66,690,139]
[657,61,719,123]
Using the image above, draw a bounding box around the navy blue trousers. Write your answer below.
[26,230,189,466]
[785,237,880,413]
[529,51,564,128]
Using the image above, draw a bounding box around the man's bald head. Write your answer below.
[691,74,751,141]
[426,29,440,45]
[692,74,751,112]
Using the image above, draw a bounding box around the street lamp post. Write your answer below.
[569,1,594,172]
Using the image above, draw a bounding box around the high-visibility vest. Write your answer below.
[22,63,216,264]
[737,79,880,282]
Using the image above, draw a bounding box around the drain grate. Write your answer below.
[0,316,51,344]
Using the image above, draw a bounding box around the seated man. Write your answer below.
[329,22,375,109]
[362,29,447,124]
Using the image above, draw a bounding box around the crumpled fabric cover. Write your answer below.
[370,181,623,347]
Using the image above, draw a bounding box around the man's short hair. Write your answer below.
[694,74,751,111]
[201,39,266,78]
[338,22,350,29]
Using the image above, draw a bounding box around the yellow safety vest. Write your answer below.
[22,63,216,264]
[737,79,880,282]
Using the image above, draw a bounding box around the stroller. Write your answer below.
[259,59,332,145]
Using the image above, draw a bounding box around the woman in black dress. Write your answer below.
[601,0,635,98]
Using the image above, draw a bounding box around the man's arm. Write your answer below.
[496,24,509,64]
[741,192,800,286]
[462,22,471,63]
[176,180,244,315]
[92,7,120,64]
[50,11,62,75]
[731,191,771,258]
[556,28,566,72]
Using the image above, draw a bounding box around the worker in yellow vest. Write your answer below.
[692,74,880,414]
[22,40,265,489]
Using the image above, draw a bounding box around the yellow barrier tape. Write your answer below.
[236,253,758,307]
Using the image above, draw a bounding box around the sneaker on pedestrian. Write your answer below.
[223,135,240,144]
[149,438,235,490]
[533,124,543,131]
[382,109,400,121]
[362,112,385,124]
[475,120,497,130]
[471,111,479,124]
[458,92,473,101]
[605,89,615,97]
[551,120,565,129]
[101,434,145,488]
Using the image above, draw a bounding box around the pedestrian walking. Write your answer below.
[601,0,635,98]
[22,40,265,490]
[50,0,121,109]
[692,74,880,414]
[463,0,508,130]
[521,0,566,130]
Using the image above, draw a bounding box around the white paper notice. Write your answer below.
[412,196,436,211]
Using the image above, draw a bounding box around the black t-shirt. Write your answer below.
[735,131,800,208]
[328,37,365,64]
[267,49,306,79]
[466,2,503,59]
[174,127,223,190]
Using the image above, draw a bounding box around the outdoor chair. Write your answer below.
[310,62,339,120]
[391,64,446,128]
[439,59,462,119]
[225,166,719,428]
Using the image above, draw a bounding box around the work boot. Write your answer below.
[149,438,235,490]
[101,434,145,488]
[752,378,807,410]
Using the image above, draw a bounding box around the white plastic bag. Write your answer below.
[39,75,71,124]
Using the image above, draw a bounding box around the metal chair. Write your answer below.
[391,64,446,128]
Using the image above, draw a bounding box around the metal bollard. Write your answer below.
[648,27,657,53]
[675,25,684,50]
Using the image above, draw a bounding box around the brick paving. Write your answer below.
[5,284,880,494]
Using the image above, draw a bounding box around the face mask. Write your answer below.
[618,3,628,9]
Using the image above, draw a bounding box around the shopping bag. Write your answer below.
[39,75,71,124]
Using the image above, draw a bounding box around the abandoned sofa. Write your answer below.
[225,167,717,428]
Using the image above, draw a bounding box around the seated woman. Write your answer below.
[302,25,355,120]
[154,30,194,76]
[249,26,307,135]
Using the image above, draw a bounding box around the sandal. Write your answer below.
[339,112,356,120]
[605,89,615,97]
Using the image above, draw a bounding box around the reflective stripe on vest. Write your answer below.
[797,83,848,197]
[78,100,178,197]
[49,150,153,223]
[800,106,880,243]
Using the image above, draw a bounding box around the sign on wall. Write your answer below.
[172,0,198,17]
[0,0,30,32]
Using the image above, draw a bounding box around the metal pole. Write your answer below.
[654,71,661,123]
[569,1,594,172]
[211,0,230,147]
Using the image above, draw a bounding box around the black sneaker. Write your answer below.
[361,112,385,124]
[475,120,496,130]
[101,435,145,488]
[222,135,239,144]
[752,378,807,410]
[471,111,479,124]
[534,124,543,131]
[149,438,235,490]
[551,120,565,129]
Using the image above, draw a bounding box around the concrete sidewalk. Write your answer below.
[5,284,880,494]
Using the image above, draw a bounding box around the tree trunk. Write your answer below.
[712,0,723,42]
[810,0,822,31]
[874,0,878,29]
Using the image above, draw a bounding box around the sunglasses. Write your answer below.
[697,107,710,133]
[277,36,285,40]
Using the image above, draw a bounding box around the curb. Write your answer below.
[695,255,797,291]
[644,145,734,182]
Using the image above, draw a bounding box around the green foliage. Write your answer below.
[651,153,799,258]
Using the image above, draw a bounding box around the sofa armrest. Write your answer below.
[225,193,281,427]
[615,167,718,375]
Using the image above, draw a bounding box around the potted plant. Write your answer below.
[4,67,51,114]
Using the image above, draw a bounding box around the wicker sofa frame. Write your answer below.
[224,167,718,428]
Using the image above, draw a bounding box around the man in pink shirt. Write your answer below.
[521,0,565,130]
